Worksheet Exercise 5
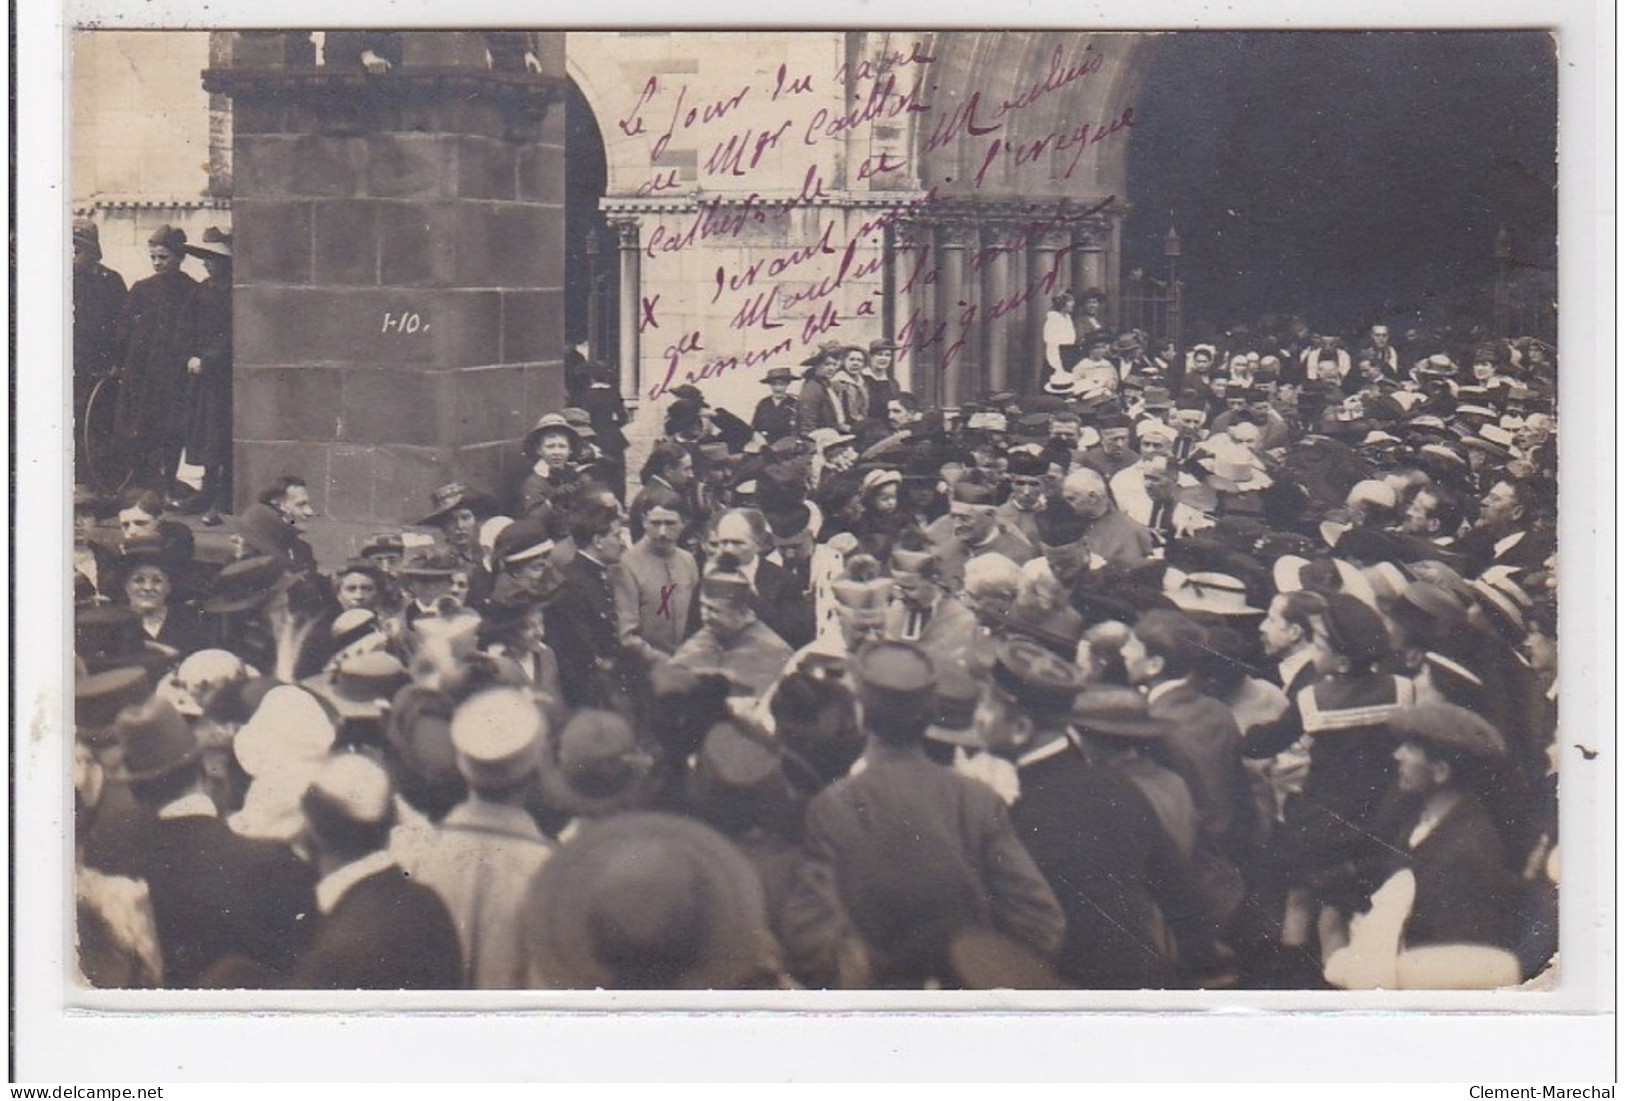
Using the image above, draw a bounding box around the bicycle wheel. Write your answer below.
[80,375,135,494]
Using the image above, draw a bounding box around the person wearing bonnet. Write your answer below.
[111,224,199,497]
[514,412,586,520]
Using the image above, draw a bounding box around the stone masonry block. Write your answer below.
[339,368,447,447]
[232,199,311,286]
[451,365,533,446]
[452,442,512,506]
[428,290,503,369]
[237,287,441,368]
[290,135,369,198]
[456,136,519,201]
[500,288,563,366]
[366,133,458,200]
[235,365,343,441]
[517,143,565,204]
[452,202,548,288]
[313,200,380,286]
[325,445,377,522]
[234,135,299,197]
[376,201,460,287]
[371,444,459,525]
[521,360,568,423]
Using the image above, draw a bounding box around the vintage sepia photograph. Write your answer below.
[16,2,1615,1081]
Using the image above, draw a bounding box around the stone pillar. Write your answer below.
[1006,232,1032,395]
[1028,226,1068,397]
[612,217,642,408]
[1078,229,1106,303]
[1069,235,1089,302]
[1105,216,1125,332]
[892,222,931,405]
[982,225,1011,394]
[937,223,969,409]
[204,30,567,526]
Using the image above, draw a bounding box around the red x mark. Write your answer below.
[639,294,661,333]
[656,582,678,619]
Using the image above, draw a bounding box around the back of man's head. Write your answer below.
[1132,609,1207,681]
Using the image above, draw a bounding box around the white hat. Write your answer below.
[303,753,393,828]
[160,648,250,717]
[1136,419,1177,443]
[1164,568,1264,617]
[807,427,855,452]
[1272,555,1377,610]
[450,687,547,789]
[234,685,336,779]
[1347,479,1398,511]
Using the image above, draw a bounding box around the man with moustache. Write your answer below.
[614,488,701,665]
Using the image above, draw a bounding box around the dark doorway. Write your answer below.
[1121,31,1557,343]
[565,77,616,367]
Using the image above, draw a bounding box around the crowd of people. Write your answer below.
[74,220,235,520]
[72,284,1562,992]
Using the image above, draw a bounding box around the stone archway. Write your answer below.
[892,31,1162,400]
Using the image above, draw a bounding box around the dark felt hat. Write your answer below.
[491,513,555,567]
[201,554,291,615]
[74,604,176,676]
[521,812,782,990]
[1318,591,1392,666]
[416,482,501,529]
[108,697,201,783]
[359,532,406,560]
[685,719,794,833]
[185,225,232,260]
[72,217,102,260]
[537,708,659,820]
[74,667,152,745]
[760,366,796,385]
[111,538,198,600]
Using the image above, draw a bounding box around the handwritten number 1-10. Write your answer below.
[382,312,428,334]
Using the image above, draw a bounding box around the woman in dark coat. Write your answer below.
[183,229,233,522]
[113,225,199,495]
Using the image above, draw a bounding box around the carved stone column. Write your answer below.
[1027,224,1070,398]
[981,224,1012,394]
[891,221,933,405]
[936,222,971,408]
[611,217,642,405]
[1006,229,1032,394]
